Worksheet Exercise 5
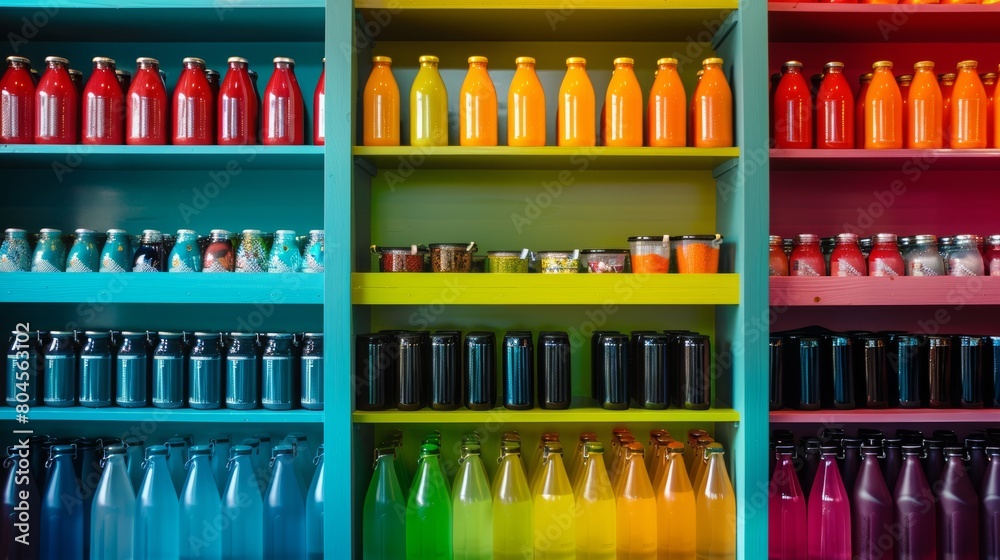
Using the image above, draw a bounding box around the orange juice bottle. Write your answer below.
[897,74,912,142]
[459,55,497,146]
[696,443,736,560]
[362,55,400,146]
[908,61,943,149]
[855,72,872,148]
[952,60,988,149]
[648,58,686,147]
[656,442,696,560]
[981,72,997,147]
[410,55,448,147]
[508,56,546,147]
[617,442,657,559]
[558,57,596,147]
[940,72,956,147]
[693,57,733,148]
[865,60,903,149]
[604,57,643,147]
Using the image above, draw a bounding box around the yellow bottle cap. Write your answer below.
[914,60,934,69]
[468,55,488,65]
[784,60,803,68]
[939,73,957,81]
[872,60,893,69]
[657,58,678,66]
[418,55,439,64]
[703,57,724,66]
[824,61,845,69]
[372,55,392,64]
[515,56,535,65]
[957,59,978,69]
[566,56,587,66]
[613,57,634,66]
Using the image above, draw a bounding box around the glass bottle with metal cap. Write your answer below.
[1,55,34,143]
[948,234,985,276]
[79,330,112,408]
[173,57,214,145]
[43,331,77,407]
[905,234,945,276]
[218,56,257,145]
[82,56,124,145]
[36,56,78,144]
[558,57,596,147]
[127,57,168,145]
[363,55,400,146]
[508,56,546,147]
[263,57,304,145]
[41,444,84,559]
[868,233,903,277]
[460,56,498,146]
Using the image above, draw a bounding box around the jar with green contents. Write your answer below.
[487,249,531,273]
[537,250,579,273]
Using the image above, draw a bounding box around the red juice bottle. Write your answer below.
[769,445,807,559]
[173,57,214,145]
[894,444,936,560]
[82,57,124,144]
[855,73,871,149]
[1,56,35,143]
[868,233,903,277]
[313,58,325,146]
[807,446,851,560]
[774,60,813,149]
[830,232,867,276]
[982,447,1000,559]
[852,444,893,560]
[263,57,304,145]
[35,56,78,144]
[790,234,826,276]
[126,57,167,145]
[218,57,257,145]
[938,447,980,559]
[817,62,855,149]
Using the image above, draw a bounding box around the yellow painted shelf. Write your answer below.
[353,407,740,424]
[352,273,739,305]
[353,146,739,172]
[355,0,738,41]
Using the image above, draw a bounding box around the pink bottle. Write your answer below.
[218,57,257,145]
[982,447,1000,559]
[313,57,325,146]
[769,445,808,559]
[853,444,894,560]
[938,447,980,559]
[773,60,813,149]
[807,446,851,560]
[126,57,167,145]
[35,56,78,144]
[173,57,214,145]
[894,444,936,560]
[82,57,124,144]
[262,57,304,145]
[1,55,35,143]
[830,232,867,276]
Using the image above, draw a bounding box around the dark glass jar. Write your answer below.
[226,333,259,410]
[78,331,113,408]
[430,332,461,411]
[6,329,43,407]
[501,332,533,410]
[188,332,223,410]
[43,331,77,407]
[152,332,185,408]
[355,333,392,411]
[116,331,149,407]
[464,332,496,410]
[132,229,166,272]
[300,333,324,410]
[537,332,571,410]
[262,333,296,410]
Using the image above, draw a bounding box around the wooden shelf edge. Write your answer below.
[770,409,999,424]
[0,407,325,423]
[353,407,740,423]
[770,276,1000,307]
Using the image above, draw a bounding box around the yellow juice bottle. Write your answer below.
[575,442,616,559]
[569,432,598,493]
[533,442,575,560]
[530,433,560,494]
[696,443,736,560]
[493,440,533,560]
[657,442,696,560]
[617,442,657,559]
[409,55,448,147]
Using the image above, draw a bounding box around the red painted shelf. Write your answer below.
[769,3,1000,43]
[770,149,1000,171]
[770,276,1000,307]
[771,409,1000,424]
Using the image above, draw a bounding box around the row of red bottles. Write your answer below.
[0,55,325,146]
[772,59,998,149]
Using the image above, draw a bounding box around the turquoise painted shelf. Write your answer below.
[0,145,324,170]
[0,273,322,304]
[354,407,740,424]
[0,406,323,423]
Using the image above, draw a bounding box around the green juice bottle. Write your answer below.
[406,443,453,558]
[363,446,406,560]
[453,443,493,559]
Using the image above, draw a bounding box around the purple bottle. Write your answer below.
[967,436,989,493]
[769,445,808,560]
[852,444,893,560]
[881,438,903,494]
[938,446,980,559]
[839,437,862,497]
[894,444,936,560]
[807,445,851,560]
[983,447,1000,560]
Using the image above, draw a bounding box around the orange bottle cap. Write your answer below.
[613,57,634,66]
[468,55,488,65]
[515,56,535,65]
[703,57,724,66]
[872,60,893,69]
[957,59,978,69]
[914,60,935,69]
[566,56,587,66]
[824,61,845,69]
[657,58,678,66]
[783,60,803,68]
[418,55,439,64]
[372,55,392,64]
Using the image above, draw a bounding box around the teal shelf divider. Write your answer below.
[0,407,324,423]
[0,145,324,170]
[0,273,322,304]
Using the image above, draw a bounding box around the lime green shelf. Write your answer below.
[353,146,740,172]
[351,272,740,305]
[353,407,740,424]
[355,0,738,41]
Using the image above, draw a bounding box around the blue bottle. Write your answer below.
[43,331,77,407]
[135,445,180,560]
[66,228,100,272]
[222,445,263,560]
[301,230,324,273]
[164,437,190,496]
[79,330,113,408]
[132,229,166,272]
[3,445,40,559]
[268,229,302,273]
[180,445,222,560]
[90,445,135,560]
[264,444,306,559]
[117,332,150,407]
[41,444,84,560]
[31,228,66,272]
[99,228,131,273]
[306,445,324,560]
[153,333,186,409]
[0,228,32,272]
[74,438,103,557]
[168,229,202,272]
[262,334,296,410]
[226,333,259,410]
[189,333,223,410]
[300,333,324,410]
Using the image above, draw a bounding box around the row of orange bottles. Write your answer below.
[361,55,733,149]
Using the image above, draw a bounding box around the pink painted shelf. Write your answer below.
[770,276,1000,307]
[771,409,1000,424]
[770,149,1000,171]
[769,3,1000,43]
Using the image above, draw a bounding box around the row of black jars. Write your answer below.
[770,328,998,410]
[355,330,574,411]
[5,330,323,410]
[591,330,712,410]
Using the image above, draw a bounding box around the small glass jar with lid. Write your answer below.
[429,242,477,272]
[830,233,867,277]
[768,235,788,277]
[537,250,579,274]
[868,233,903,277]
[904,235,945,276]
[947,234,984,276]
[487,249,531,273]
[372,245,427,272]
[579,249,628,273]
[986,235,1000,276]
[789,234,825,276]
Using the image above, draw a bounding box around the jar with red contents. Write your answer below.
[868,233,904,277]
[773,61,813,149]
[768,235,788,276]
[372,245,427,272]
[203,229,235,273]
[830,233,867,276]
[789,234,825,276]
[986,235,1000,276]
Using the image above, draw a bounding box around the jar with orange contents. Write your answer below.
[628,236,670,273]
[769,235,788,277]
[674,234,723,274]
